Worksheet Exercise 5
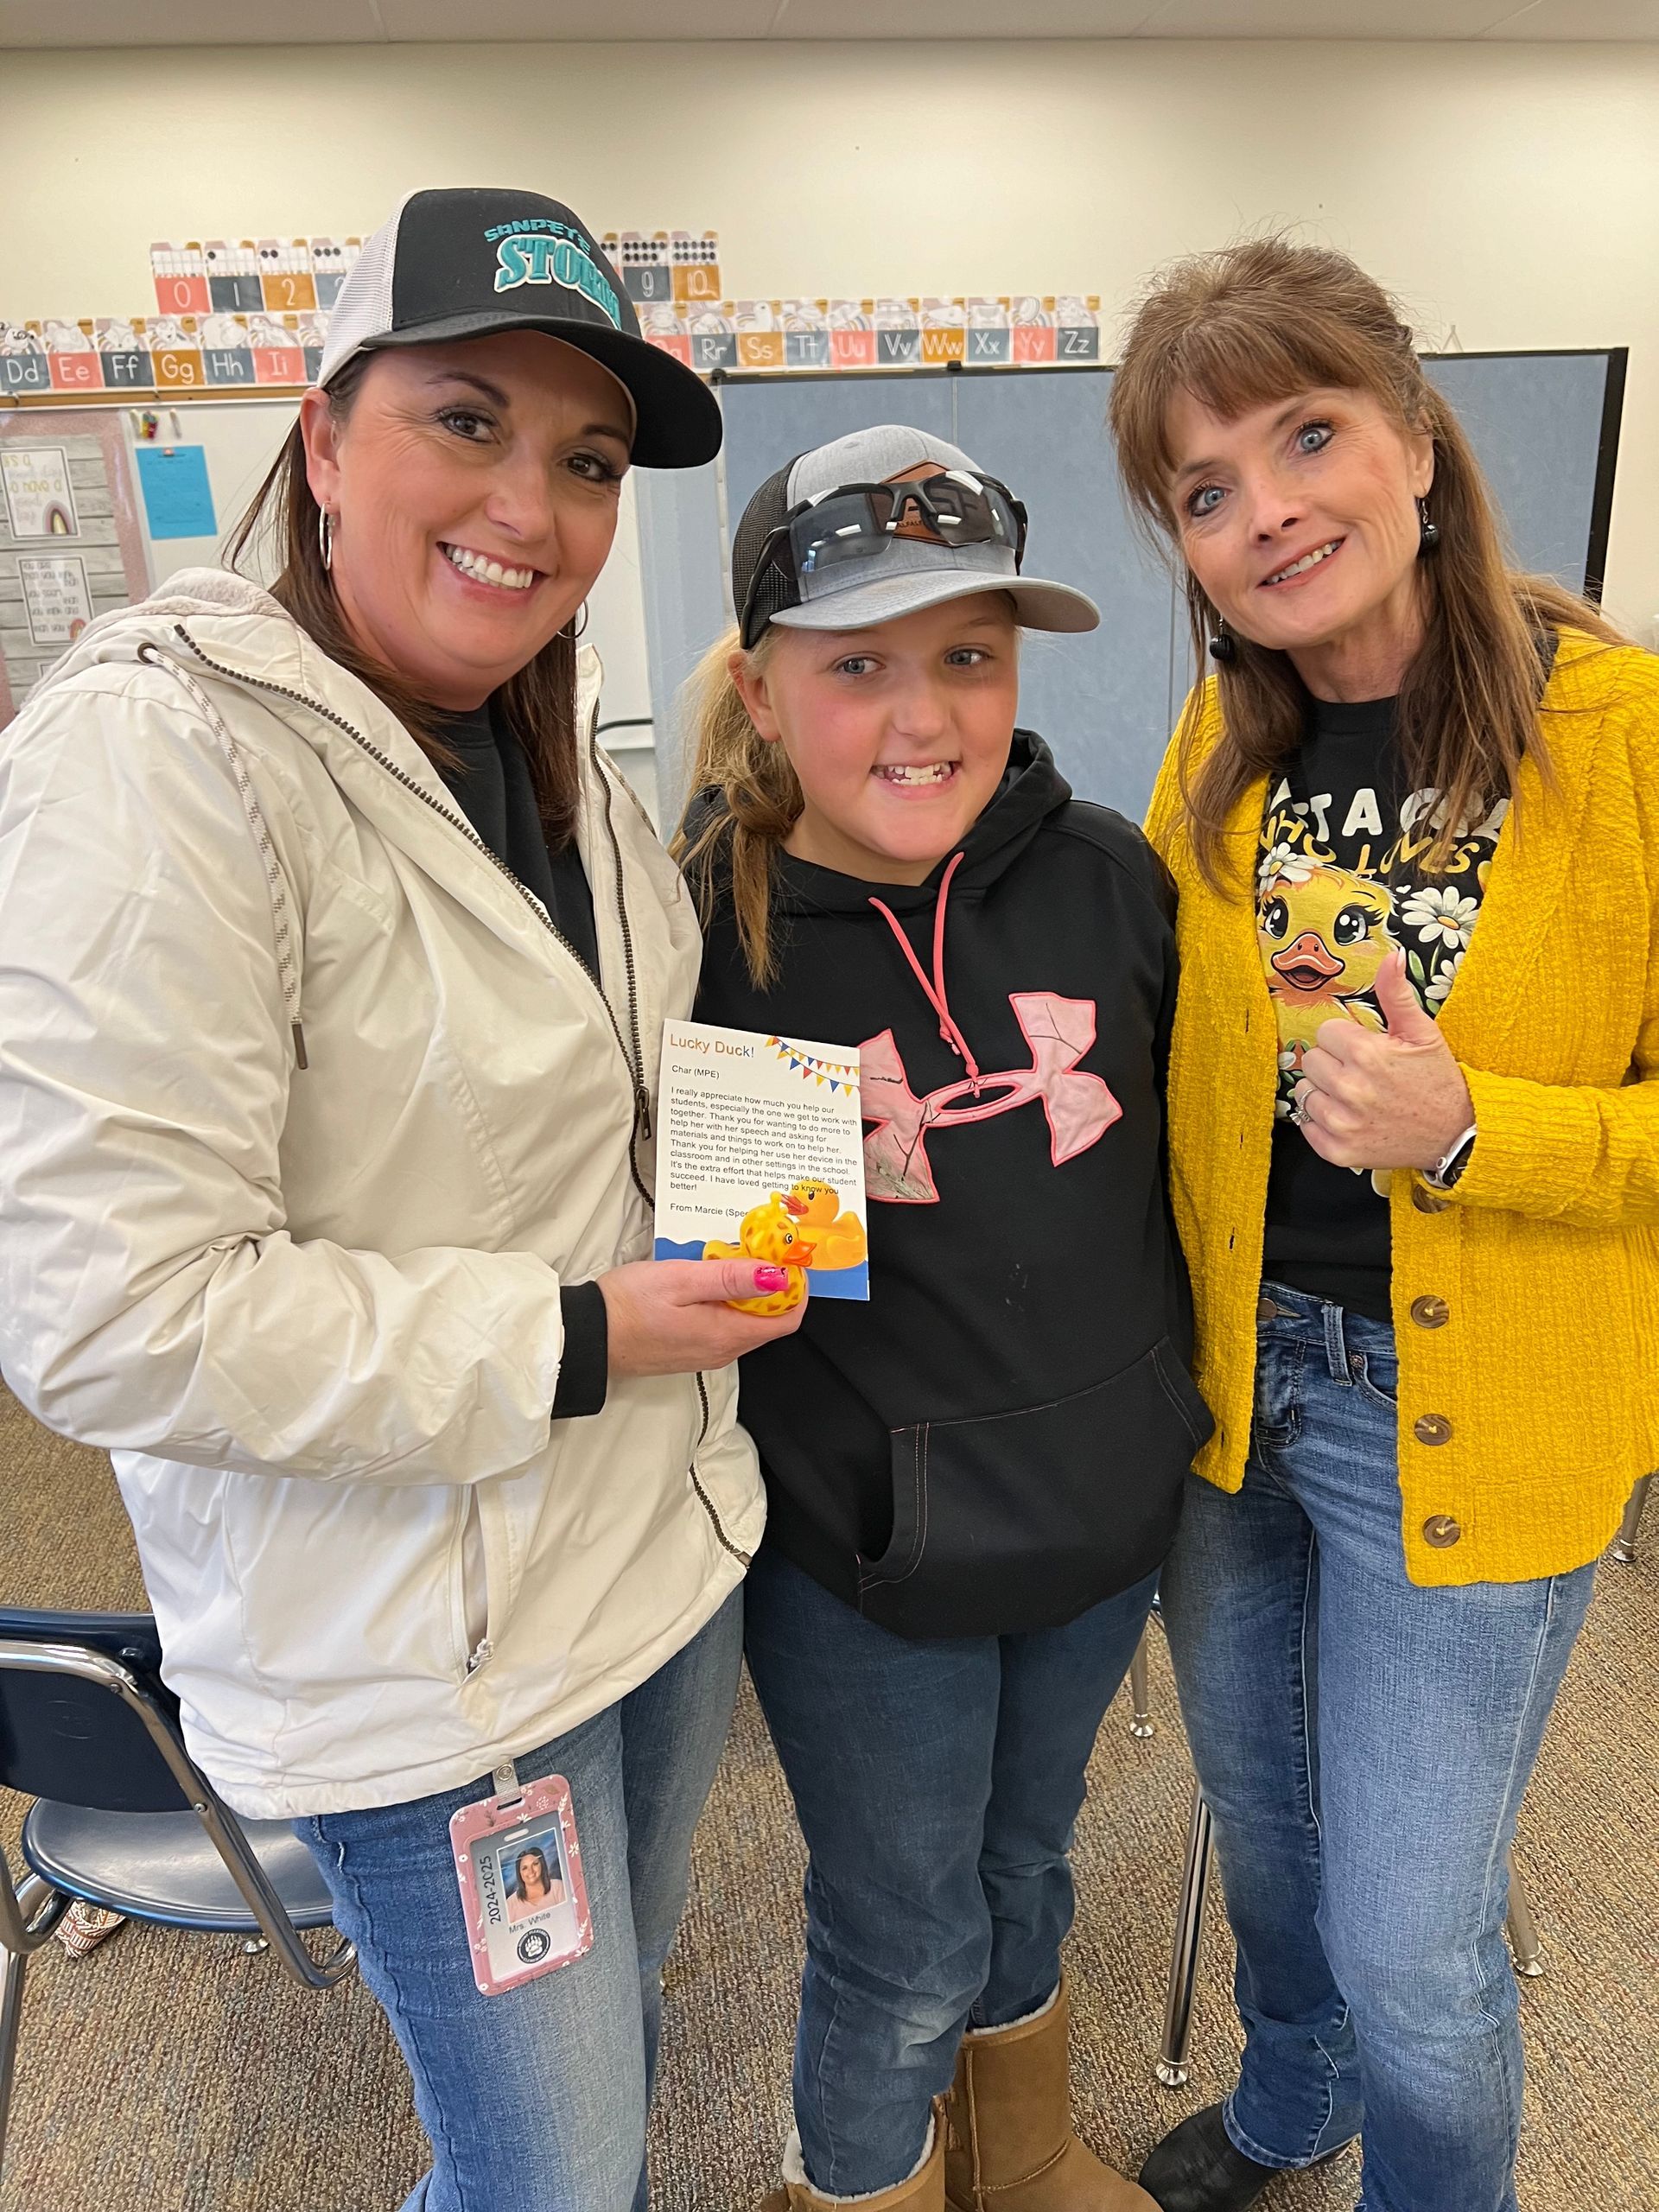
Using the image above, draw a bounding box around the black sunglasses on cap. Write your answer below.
[739,470,1029,648]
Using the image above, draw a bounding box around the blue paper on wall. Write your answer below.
[135,445,217,540]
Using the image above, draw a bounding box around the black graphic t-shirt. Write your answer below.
[1258,695,1503,1322]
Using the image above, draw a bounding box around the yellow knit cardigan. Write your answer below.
[1145,630,1659,1586]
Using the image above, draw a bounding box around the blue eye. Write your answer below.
[1296,421,1333,455]
[1187,484,1225,518]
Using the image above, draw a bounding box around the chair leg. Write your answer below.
[1506,1861,1544,1980]
[1609,1473,1651,1566]
[1128,1627,1155,1740]
[1157,1784,1215,2087]
[0,1940,27,2187]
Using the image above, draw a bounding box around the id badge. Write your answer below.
[449,1763,594,1996]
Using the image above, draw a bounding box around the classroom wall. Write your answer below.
[4,36,1656,646]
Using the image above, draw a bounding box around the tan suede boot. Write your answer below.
[943,1980,1156,2210]
[760,2101,948,2210]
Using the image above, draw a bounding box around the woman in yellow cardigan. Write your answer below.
[1109,238,1657,2212]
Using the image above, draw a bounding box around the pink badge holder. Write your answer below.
[449,1761,594,1996]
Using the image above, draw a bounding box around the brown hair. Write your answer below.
[229,354,582,845]
[1109,236,1626,890]
[671,626,799,988]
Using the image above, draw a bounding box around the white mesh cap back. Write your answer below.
[316,194,411,387]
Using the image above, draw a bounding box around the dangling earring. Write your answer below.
[318,507,334,573]
[562,602,590,642]
[1418,496,1440,555]
[1208,614,1236,664]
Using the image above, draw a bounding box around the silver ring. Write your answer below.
[1288,1100,1309,1128]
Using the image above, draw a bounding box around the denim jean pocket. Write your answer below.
[1348,1346,1399,1411]
[858,1339,1211,1639]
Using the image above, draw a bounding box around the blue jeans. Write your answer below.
[744,1542,1159,2198]
[295,1592,742,2212]
[1160,1285,1596,2212]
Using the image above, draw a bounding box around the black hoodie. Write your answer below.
[690,733,1211,1638]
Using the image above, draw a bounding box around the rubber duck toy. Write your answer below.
[705,1195,816,1316]
[783,1181,868,1272]
[1257,861,1397,1071]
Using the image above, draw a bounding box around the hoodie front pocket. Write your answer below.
[858,1338,1213,1640]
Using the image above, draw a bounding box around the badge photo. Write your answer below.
[450,1770,593,1997]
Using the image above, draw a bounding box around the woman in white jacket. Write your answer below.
[0,188,799,2212]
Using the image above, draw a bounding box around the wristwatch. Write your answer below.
[1421,1122,1478,1192]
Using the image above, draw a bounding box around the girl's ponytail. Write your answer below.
[673,626,803,989]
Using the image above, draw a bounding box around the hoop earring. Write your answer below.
[318,507,334,573]
[1418,497,1440,555]
[1207,614,1236,664]
[562,602,590,642]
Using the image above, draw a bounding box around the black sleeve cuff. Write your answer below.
[550,1281,609,1420]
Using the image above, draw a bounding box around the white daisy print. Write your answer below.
[1425,950,1465,1006]
[1399,885,1478,950]
[1260,842,1318,889]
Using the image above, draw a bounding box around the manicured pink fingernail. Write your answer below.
[753,1265,788,1293]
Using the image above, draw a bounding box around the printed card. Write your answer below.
[2,445,79,537]
[669,230,721,307]
[96,318,154,391]
[203,239,264,315]
[151,242,210,318]
[654,1020,869,1302]
[308,237,360,311]
[257,238,318,314]
[0,327,51,397]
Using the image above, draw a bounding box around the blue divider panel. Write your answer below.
[640,353,1619,826]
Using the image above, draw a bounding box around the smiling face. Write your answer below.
[1166,384,1433,699]
[732,592,1020,887]
[300,328,634,710]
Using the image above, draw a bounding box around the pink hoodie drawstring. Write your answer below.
[868,849,982,1089]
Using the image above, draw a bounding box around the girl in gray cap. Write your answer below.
[681,426,1206,2212]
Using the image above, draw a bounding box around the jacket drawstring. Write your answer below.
[868,849,982,1090]
[135,642,308,1071]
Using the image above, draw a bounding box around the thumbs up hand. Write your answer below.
[1293,950,1475,1171]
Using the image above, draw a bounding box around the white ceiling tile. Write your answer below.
[3,0,1655,43]
[0,0,385,41]
[376,0,779,33]
[769,0,1161,33]
[1139,0,1515,34]
[1479,0,1659,35]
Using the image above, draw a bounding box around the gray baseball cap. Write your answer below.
[734,424,1098,646]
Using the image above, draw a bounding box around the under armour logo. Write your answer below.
[861,992,1121,1204]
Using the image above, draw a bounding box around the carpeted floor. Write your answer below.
[2,1382,1654,2211]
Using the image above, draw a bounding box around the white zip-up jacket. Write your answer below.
[0,569,763,1819]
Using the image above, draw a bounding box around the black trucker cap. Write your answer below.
[317,188,721,470]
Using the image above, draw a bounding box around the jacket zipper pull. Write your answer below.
[292,1020,309,1071]
[636,1083,652,1141]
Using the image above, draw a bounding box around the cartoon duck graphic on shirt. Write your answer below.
[1256,861,1396,1075]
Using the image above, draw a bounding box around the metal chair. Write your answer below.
[1609,1473,1651,1566]
[0,1607,356,2181]
[1152,1783,1548,2085]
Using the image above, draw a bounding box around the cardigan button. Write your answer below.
[1414,1413,1454,1446]
[1410,1294,1450,1329]
[1422,1514,1463,1548]
[1412,1183,1451,1215]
